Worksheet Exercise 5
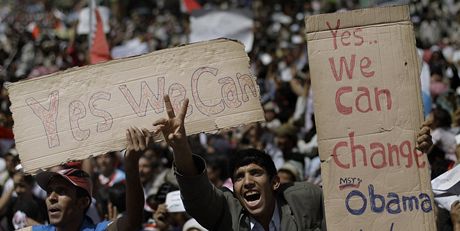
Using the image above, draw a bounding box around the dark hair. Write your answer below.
[229,149,277,182]
[108,183,126,213]
[432,106,452,128]
[146,182,179,211]
[205,154,229,181]
[23,174,35,185]
[95,182,126,217]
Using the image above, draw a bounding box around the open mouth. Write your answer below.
[49,208,60,214]
[244,191,261,202]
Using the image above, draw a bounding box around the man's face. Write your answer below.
[45,177,87,226]
[139,157,153,185]
[275,135,294,154]
[5,155,19,175]
[277,170,295,184]
[13,173,32,196]
[233,163,279,219]
[96,153,116,176]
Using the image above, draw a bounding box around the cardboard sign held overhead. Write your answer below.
[8,39,264,174]
[305,6,435,231]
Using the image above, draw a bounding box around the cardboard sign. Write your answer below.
[305,6,435,230]
[8,39,264,173]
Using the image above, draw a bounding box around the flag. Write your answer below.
[181,0,202,14]
[189,9,254,52]
[89,7,111,64]
[26,22,40,40]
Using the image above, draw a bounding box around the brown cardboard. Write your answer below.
[305,5,436,231]
[8,39,265,174]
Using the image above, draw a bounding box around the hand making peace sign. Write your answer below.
[153,95,190,149]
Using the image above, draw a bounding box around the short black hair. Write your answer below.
[229,148,277,182]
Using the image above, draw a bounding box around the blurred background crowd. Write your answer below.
[1,0,460,230]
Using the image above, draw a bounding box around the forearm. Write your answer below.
[454,223,460,231]
[0,188,13,215]
[122,160,144,230]
[176,155,227,229]
[172,141,198,176]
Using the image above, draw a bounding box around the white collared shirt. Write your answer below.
[249,202,280,231]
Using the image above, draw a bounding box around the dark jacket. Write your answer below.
[175,155,326,231]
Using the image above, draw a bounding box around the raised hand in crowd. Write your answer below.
[153,203,169,231]
[153,95,197,176]
[106,202,118,221]
[117,127,150,231]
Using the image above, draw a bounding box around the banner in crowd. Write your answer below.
[305,5,436,230]
[190,9,254,52]
[8,39,264,173]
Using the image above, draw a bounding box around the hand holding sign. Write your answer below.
[416,120,433,153]
[125,127,150,166]
[451,201,460,228]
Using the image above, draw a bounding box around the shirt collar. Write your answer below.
[249,201,280,231]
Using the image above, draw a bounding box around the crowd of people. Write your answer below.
[0,0,460,230]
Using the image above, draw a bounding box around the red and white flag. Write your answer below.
[26,22,40,40]
[181,0,202,14]
[89,6,111,64]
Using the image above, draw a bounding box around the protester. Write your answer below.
[151,95,434,231]
[431,106,457,162]
[0,148,18,197]
[26,127,146,231]
[0,172,46,230]
[152,203,189,231]
[0,0,457,230]
[95,151,126,188]
[152,95,326,230]
[277,162,302,184]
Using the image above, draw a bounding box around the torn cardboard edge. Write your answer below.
[305,5,410,33]
[5,38,247,89]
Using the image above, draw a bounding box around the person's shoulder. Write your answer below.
[22,225,53,231]
[278,182,324,229]
[278,181,323,199]
[95,219,114,231]
[16,227,33,231]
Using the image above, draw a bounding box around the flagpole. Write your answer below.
[88,0,94,50]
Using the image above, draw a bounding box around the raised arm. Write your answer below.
[153,95,232,230]
[116,127,147,231]
[153,95,198,176]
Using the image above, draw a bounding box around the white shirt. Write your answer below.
[249,202,280,231]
